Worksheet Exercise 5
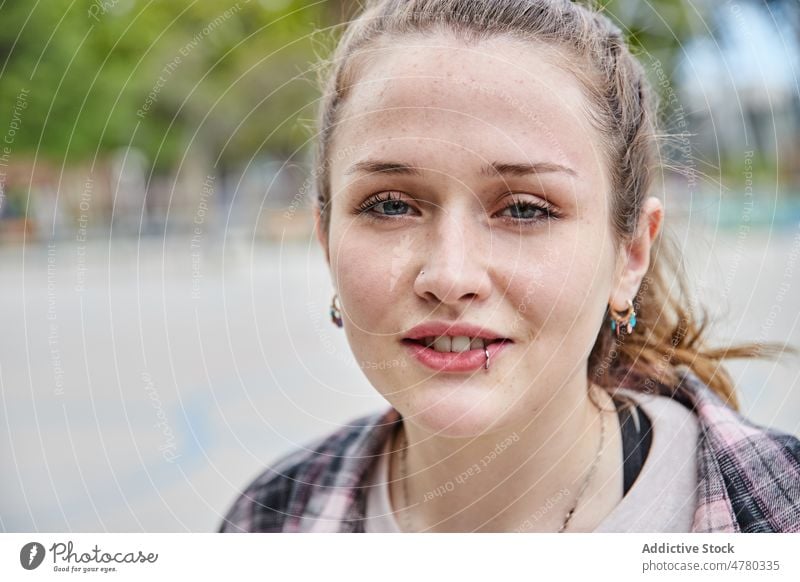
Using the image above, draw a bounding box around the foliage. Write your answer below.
[0,0,333,170]
[0,0,728,175]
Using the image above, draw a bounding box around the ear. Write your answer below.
[610,196,664,311]
[313,204,331,267]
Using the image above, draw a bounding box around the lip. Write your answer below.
[401,320,513,373]
[402,338,512,373]
[403,321,511,342]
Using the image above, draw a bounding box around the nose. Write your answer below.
[413,210,492,306]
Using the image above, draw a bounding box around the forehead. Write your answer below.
[332,34,607,184]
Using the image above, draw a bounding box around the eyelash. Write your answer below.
[355,191,561,225]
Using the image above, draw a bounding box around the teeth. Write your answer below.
[451,336,472,353]
[433,336,452,352]
[422,335,489,353]
[470,337,485,350]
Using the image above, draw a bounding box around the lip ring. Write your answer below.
[402,338,510,373]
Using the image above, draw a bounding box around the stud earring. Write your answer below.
[609,299,636,337]
[330,293,343,328]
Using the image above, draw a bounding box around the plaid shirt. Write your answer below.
[218,366,800,533]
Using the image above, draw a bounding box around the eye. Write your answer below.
[356,191,417,220]
[495,196,559,224]
[354,192,560,225]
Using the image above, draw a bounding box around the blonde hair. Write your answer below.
[312,0,790,410]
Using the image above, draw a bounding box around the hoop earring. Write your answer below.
[609,299,636,337]
[330,293,343,328]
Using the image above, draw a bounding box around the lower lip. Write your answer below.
[402,339,512,373]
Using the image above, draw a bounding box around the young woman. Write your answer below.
[219,0,800,533]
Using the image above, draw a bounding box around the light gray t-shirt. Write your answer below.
[363,390,700,532]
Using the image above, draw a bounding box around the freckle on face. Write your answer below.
[325,35,617,438]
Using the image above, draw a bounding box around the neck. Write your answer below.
[390,373,623,532]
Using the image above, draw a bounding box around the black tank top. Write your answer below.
[612,396,652,496]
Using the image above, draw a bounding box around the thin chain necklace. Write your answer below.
[394,399,607,533]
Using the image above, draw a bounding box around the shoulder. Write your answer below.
[670,365,800,456]
[218,407,399,532]
[671,366,800,532]
[614,386,699,433]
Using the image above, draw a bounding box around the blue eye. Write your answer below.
[374,199,410,216]
[355,192,559,226]
[498,200,553,221]
[357,192,414,219]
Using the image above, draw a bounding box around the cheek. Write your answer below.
[501,224,616,335]
[329,222,396,333]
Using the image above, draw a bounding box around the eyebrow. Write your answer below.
[344,159,577,178]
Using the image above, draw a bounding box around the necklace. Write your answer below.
[394,396,607,533]
[559,405,606,532]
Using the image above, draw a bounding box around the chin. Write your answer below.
[403,383,517,439]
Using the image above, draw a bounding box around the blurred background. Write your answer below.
[0,0,798,532]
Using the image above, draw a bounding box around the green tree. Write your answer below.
[0,0,333,171]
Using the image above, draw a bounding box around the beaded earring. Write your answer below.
[330,293,343,328]
[609,299,636,337]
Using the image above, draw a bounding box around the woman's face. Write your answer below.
[321,34,625,438]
